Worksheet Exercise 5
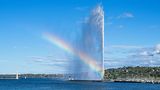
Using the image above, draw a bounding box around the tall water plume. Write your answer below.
[72,5,104,80]
[43,5,104,80]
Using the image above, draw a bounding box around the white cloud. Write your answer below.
[105,22,113,26]
[104,44,160,68]
[104,12,134,28]
[117,12,134,19]
[30,43,160,70]
[139,51,150,56]
[75,6,88,11]
[29,55,73,73]
[118,25,124,29]
[110,45,142,49]
[155,44,160,53]
[30,55,72,67]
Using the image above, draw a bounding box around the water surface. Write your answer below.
[0,78,159,90]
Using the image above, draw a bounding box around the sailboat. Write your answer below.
[16,73,19,79]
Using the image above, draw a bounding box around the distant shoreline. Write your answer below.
[0,66,160,84]
[106,80,160,84]
[0,77,159,84]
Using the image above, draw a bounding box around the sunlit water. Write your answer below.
[0,78,159,90]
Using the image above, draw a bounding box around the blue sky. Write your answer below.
[0,0,160,74]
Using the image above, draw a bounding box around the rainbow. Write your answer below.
[42,32,103,78]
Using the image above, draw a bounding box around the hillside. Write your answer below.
[104,66,160,83]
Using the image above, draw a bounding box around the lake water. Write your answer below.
[0,78,159,90]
